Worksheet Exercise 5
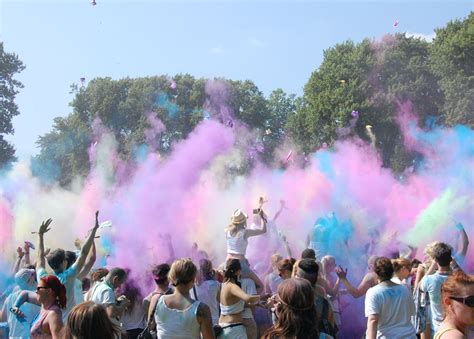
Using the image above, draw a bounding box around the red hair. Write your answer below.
[441,270,474,313]
[40,275,67,309]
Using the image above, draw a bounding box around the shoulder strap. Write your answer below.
[192,285,198,301]
[147,292,163,325]
[434,328,457,339]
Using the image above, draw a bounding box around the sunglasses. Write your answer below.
[449,296,474,308]
[36,286,49,292]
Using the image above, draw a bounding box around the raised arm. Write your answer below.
[245,210,268,238]
[456,223,469,258]
[74,211,100,273]
[23,242,31,266]
[414,264,426,290]
[272,200,286,223]
[165,234,175,263]
[36,219,53,270]
[336,267,374,299]
[12,246,25,275]
[281,235,293,258]
[77,241,96,280]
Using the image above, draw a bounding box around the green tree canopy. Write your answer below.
[0,42,25,165]
[430,12,474,127]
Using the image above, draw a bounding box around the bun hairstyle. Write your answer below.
[391,258,412,272]
[278,258,297,273]
[168,259,197,287]
[152,263,171,285]
[224,258,242,288]
[91,268,109,283]
[41,275,67,309]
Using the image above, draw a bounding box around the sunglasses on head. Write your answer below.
[36,286,49,292]
[449,295,474,308]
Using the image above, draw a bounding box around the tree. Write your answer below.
[430,12,474,127]
[34,75,275,186]
[289,35,442,172]
[0,42,25,165]
[263,88,298,162]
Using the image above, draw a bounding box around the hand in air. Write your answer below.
[16,246,25,258]
[38,219,53,236]
[335,265,348,279]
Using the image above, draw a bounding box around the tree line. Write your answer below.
[1,12,472,186]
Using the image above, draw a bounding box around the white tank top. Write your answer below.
[155,297,201,338]
[226,230,248,255]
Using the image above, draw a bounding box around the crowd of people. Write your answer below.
[0,204,472,339]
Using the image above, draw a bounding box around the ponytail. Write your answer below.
[224,259,242,288]
[40,275,67,309]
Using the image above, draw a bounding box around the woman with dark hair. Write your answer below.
[143,263,173,338]
[144,263,173,316]
[120,278,145,339]
[263,278,319,339]
[154,259,214,338]
[11,275,67,338]
[219,258,261,338]
[193,258,221,326]
[365,257,416,339]
[434,270,474,338]
[63,301,121,339]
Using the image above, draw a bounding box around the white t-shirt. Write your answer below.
[194,280,220,325]
[74,279,84,305]
[391,276,411,291]
[241,278,257,319]
[2,290,40,339]
[90,280,116,306]
[419,272,451,332]
[365,284,416,339]
[264,272,283,294]
[37,265,78,321]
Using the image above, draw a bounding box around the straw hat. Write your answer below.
[230,209,248,225]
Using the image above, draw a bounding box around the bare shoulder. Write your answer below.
[196,302,211,320]
[439,329,465,339]
[46,309,62,324]
[365,272,377,284]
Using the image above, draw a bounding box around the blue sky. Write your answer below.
[0,0,472,159]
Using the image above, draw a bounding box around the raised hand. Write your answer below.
[94,211,99,229]
[38,219,52,235]
[335,265,348,280]
[16,246,24,258]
